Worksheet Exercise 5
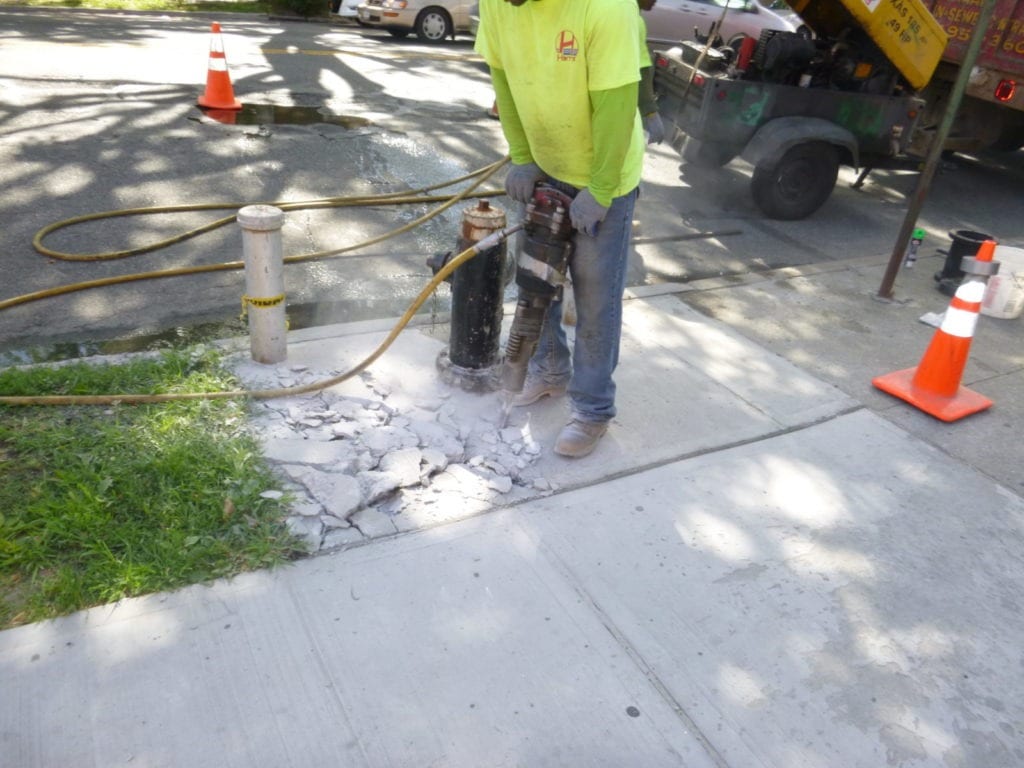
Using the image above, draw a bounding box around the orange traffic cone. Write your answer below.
[872,240,998,422]
[198,22,241,111]
[203,109,239,126]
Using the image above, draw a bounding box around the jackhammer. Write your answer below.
[498,183,576,423]
[429,183,575,421]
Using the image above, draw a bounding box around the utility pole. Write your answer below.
[877,0,999,300]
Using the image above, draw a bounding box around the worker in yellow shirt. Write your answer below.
[476,0,645,458]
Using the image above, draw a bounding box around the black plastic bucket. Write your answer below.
[936,229,995,282]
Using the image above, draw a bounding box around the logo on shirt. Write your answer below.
[555,30,579,61]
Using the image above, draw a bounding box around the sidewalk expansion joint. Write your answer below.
[501,404,867,513]
[541,540,734,768]
[623,253,890,301]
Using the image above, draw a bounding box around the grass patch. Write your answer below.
[0,347,301,630]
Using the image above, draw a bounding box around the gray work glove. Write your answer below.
[505,162,545,205]
[569,188,608,237]
[643,112,666,145]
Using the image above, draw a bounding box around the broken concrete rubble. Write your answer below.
[230,358,555,554]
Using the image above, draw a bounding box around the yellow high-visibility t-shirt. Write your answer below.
[475,0,645,198]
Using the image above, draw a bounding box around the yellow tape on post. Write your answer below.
[240,293,285,320]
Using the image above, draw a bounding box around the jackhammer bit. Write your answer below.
[499,184,576,425]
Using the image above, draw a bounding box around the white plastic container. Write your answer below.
[981,245,1024,320]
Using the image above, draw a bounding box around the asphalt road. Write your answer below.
[1,7,1021,361]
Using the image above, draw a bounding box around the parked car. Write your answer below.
[757,0,812,37]
[333,0,363,19]
[356,0,476,42]
[643,0,801,48]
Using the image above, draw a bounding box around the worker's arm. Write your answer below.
[570,81,639,235]
[588,81,639,206]
[638,65,657,117]
[491,67,532,165]
[638,65,665,144]
[492,66,546,203]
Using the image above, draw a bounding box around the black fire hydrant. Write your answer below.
[428,200,509,391]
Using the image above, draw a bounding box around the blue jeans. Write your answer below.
[526,183,638,424]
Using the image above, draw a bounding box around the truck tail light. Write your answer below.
[994,79,1016,103]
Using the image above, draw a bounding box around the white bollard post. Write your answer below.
[237,204,287,364]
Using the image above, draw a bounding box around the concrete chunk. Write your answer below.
[378,447,424,488]
[349,507,398,538]
[263,437,357,469]
[357,470,402,506]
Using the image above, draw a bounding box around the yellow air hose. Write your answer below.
[5,157,510,312]
[0,158,515,406]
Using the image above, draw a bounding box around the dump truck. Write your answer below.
[652,0,1024,219]
[918,0,1024,152]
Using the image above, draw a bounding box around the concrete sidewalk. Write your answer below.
[2,280,1023,767]
[214,292,859,553]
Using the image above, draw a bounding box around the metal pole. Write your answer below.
[237,205,287,364]
[877,0,999,300]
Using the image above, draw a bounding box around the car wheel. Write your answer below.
[387,28,411,39]
[415,8,452,42]
[751,141,839,220]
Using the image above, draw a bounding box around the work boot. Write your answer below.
[554,419,608,458]
[512,375,568,407]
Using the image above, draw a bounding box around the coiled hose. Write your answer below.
[0,157,513,406]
